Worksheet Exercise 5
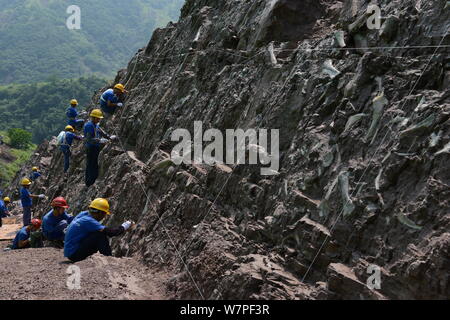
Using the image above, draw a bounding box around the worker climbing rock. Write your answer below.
[20,178,45,226]
[83,109,117,187]
[64,198,132,262]
[0,197,11,228]
[29,167,42,182]
[66,99,86,131]
[42,197,74,247]
[11,219,42,250]
[99,83,127,117]
[58,125,83,174]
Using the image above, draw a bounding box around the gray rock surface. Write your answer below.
[7,0,450,299]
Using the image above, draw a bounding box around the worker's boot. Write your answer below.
[44,240,64,249]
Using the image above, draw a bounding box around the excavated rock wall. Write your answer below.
[8,0,450,299]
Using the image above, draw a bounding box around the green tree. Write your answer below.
[7,128,32,149]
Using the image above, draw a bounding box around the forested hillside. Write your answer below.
[0,0,184,84]
[0,132,36,188]
[0,77,107,143]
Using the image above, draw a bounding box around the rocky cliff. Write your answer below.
[7,0,450,299]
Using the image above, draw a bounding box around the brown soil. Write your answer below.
[0,241,170,300]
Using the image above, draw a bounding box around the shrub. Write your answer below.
[7,128,32,149]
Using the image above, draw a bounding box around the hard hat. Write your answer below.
[65,125,75,132]
[70,99,78,105]
[32,167,38,171]
[31,219,42,229]
[51,197,69,209]
[21,178,32,186]
[3,197,10,203]
[90,109,104,119]
[114,84,125,93]
[89,198,111,215]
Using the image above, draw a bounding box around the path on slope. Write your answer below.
[0,242,170,300]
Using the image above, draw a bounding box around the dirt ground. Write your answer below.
[0,241,170,300]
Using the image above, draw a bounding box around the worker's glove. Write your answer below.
[99,138,109,144]
[38,194,46,199]
[121,221,132,231]
[79,111,88,116]
[117,103,123,107]
[110,135,118,141]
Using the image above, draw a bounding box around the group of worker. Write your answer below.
[1,83,133,262]
[60,83,127,186]
[9,196,132,262]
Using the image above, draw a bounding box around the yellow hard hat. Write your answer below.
[65,125,75,132]
[90,109,104,119]
[89,198,111,215]
[114,84,125,93]
[70,99,78,105]
[21,178,32,186]
[32,167,38,171]
[4,197,10,203]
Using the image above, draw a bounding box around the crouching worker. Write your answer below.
[66,99,86,131]
[12,219,42,250]
[29,167,42,182]
[64,198,132,262]
[42,197,74,247]
[100,84,127,117]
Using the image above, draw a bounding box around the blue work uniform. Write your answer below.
[29,172,41,181]
[100,89,120,115]
[84,121,106,187]
[66,106,85,131]
[12,226,30,249]
[60,132,82,173]
[42,210,74,241]
[20,187,32,226]
[64,211,107,261]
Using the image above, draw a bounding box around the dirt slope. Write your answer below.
[0,242,169,300]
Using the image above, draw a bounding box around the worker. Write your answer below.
[99,84,127,116]
[66,99,86,131]
[11,218,42,250]
[20,178,45,226]
[60,125,83,173]
[42,197,74,246]
[29,167,42,181]
[64,198,132,262]
[0,197,11,228]
[83,109,117,187]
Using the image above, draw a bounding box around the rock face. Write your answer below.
[7,0,450,299]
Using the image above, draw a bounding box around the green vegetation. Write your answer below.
[7,128,32,149]
[0,76,108,143]
[0,131,36,188]
[0,0,184,84]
